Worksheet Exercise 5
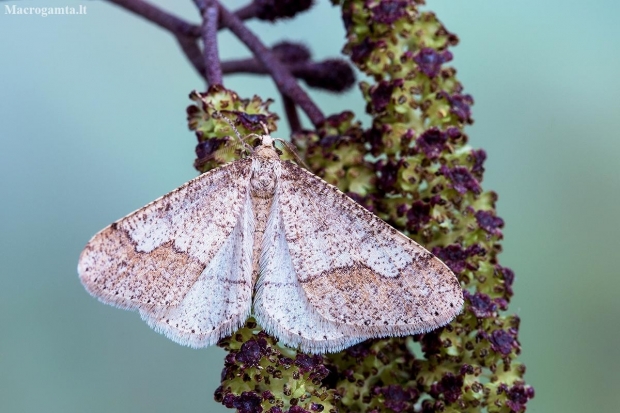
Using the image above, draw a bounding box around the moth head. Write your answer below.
[253,134,280,160]
[259,134,275,147]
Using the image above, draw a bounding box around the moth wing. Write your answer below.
[253,183,369,354]
[78,159,254,347]
[277,161,463,338]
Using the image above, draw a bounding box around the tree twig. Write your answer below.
[106,0,324,124]
[233,2,259,21]
[193,0,223,85]
[221,57,355,93]
[281,93,301,133]
[105,0,261,84]
[217,2,325,127]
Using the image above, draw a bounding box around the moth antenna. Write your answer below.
[275,138,311,171]
[213,111,253,154]
[259,121,270,135]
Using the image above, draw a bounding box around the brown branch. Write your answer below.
[221,58,355,93]
[217,2,325,127]
[282,93,302,133]
[233,2,260,21]
[105,0,258,83]
[193,0,223,85]
[105,0,324,124]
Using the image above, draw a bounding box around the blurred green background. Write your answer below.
[1,0,618,411]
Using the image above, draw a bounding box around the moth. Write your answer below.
[78,126,463,354]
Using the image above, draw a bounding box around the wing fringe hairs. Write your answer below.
[253,161,462,353]
[79,137,463,354]
[78,159,255,348]
[253,168,365,354]
[144,182,256,348]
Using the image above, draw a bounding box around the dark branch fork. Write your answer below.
[105,0,326,128]
[217,4,325,127]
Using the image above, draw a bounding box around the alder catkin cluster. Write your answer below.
[187,1,534,412]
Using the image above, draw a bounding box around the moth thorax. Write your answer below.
[250,162,277,198]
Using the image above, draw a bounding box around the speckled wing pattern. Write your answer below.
[253,169,361,354]
[79,137,463,354]
[254,161,464,353]
[78,159,254,348]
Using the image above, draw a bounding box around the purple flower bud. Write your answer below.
[295,354,323,374]
[369,81,395,113]
[256,334,270,350]
[345,340,373,358]
[420,329,443,355]
[195,137,227,160]
[278,356,294,368]
[438,92,474,123]
[439,165,481,194]
[506,384,535,412]
[350,37,376,64]
[233,391,263,413]
[490,329,515,355]
[446,126,461,139]
[222,393,237,408]
[370,1,408,25]
[475,210,505,236]
[236,340,264,367]
[235,112,269,130]
[460,364,475,375]
[271,41,311,63]
[416,128,448,159]
[255,0,313,21]
[414,48,453,78]
[365,126,384,155]
[401,128,415,147]
[471,149,487,174]
[396,204,408,217]
[497,265,515,296]
[382,384,418,412]
[324,110,356,128]
[441,373,464,403]
[293,59,356,92]
[432,243,485,274]
[186,104,200,117]
[430,373,463,404]
[406,200,432,232]
[310,402,325,412]
[377,159,404,192]
[224,353,237,364]
[495,297,509,311]
[465,291,497,318]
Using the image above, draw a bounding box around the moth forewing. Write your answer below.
[79,133,463,354]
[78,159,255,347]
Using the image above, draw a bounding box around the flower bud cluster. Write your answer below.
[188,1,533,411]
[297,1,532,411]
[187,86,279,173]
